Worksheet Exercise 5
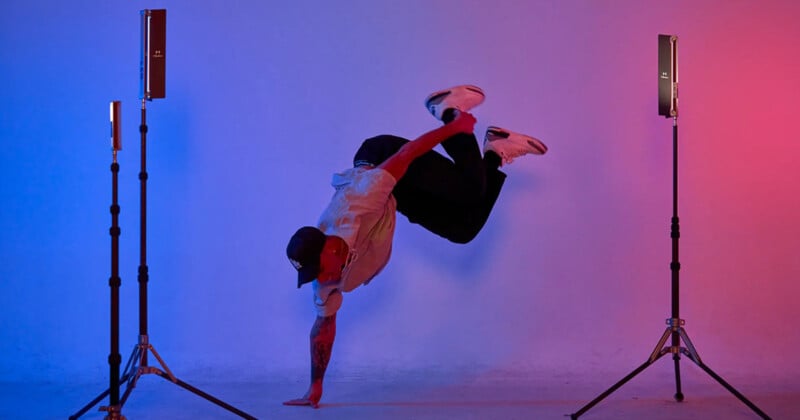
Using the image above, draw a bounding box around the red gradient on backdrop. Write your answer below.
[677,7,800,368]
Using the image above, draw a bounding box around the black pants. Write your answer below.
[353,132,506,244]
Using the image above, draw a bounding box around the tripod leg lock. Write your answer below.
[666,318,685,328]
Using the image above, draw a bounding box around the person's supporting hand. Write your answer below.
[283,315,335,408]
[283,380,323,409]
[450,111,477,135]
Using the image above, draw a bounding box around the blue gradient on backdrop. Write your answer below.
[2,1,799,383]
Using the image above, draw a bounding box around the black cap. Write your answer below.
[286,226,327,288]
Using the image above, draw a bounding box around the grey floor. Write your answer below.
[5,366,796,419]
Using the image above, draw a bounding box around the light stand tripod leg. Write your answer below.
[70,390,111,420]
[691,361,771,419]
[570,327,673,419]
[676,328,771,419]
[571,324,772,419]
[115,340,257,419]
[570,359,654,419]
[119,344,145,407]
[121,344,140,378]
[69,338,143,419]
[145,341,176,381]
[152,371,257,420]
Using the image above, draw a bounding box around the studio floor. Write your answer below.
[3,364,796,420]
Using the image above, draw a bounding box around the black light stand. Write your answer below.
[71,101,255,420]
[115,9,254,417]
[68,102,125,420]
[71,9,255,419]
[570,35,770,419]
[106,98,255,419]
[107,102,123,419]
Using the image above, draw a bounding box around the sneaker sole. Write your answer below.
[424,85,485,115]
[486,126,548,155]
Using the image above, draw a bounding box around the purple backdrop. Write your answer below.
[1,1,798,386]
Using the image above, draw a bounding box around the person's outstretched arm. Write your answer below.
[378,111,476,181]
[283,313,337,408]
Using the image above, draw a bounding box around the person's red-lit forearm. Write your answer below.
[311,313,336,386]
[283,313,336,408]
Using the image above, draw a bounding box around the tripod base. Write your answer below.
[570,319,771,419]
[70,335,256,420]
[99,405,126,420]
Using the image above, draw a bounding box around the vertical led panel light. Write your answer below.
[140,9,166,101]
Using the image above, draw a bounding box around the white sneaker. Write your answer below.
[424,85,485,121]
[484,126,548,165]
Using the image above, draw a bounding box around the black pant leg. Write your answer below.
[352,134,506,243]
[393,159,506,244]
